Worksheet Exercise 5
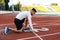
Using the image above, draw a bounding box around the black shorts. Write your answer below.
[14,18,25,30]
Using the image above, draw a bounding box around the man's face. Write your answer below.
[30,10,36,15]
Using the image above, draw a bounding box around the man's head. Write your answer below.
[30,8,37,15]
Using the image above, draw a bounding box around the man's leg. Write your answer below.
[9,28,22,32]
[11,18,23,33]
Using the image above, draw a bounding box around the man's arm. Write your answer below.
[28,17,33,30]
[28,13,33,30]
[26,12,33,30]
[25,18,28,27]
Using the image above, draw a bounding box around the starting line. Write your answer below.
[17,32,60,40]
[0,24,59,40]
[0,29,60,40]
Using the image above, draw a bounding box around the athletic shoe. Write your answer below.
[24,27,31,32]
[5,26,9,34]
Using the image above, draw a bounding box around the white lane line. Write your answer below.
[0,29,4,32]
[17,32,60,40]
[0,29,60,40]
[0,23,60,26]
[0,23,14,26]
[0,23,14,32]
[31,30,43,40]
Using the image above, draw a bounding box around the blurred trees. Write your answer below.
[9,2,21,11]
[0,0,5,10]
[0,0,9,10]
[51,3,58,6]
[4,0,9,10]
[0,0,21,11]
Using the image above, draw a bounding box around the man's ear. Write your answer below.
[26,18,28,21]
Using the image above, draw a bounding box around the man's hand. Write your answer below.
[31,29,39,32]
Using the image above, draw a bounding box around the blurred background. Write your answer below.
[0,0,60,12]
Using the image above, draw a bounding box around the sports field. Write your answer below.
[0,12,60,40]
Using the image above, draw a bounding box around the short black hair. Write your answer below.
[32,8,37,12]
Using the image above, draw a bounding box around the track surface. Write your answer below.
[0,13,60,40]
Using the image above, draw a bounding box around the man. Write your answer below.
[5,8,37,34]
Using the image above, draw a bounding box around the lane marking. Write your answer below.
[0,23,60,26]
[17,32,60,40]
[0,29,4,32]
[0,23,14,26]
[31,30,43,40]
[0,24,60,40]
[0,29,60,40]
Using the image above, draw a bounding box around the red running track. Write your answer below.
[0,13,60,40]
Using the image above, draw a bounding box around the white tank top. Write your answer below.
[16,11,31,20]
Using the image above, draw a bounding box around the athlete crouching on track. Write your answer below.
[8,8,37,33]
